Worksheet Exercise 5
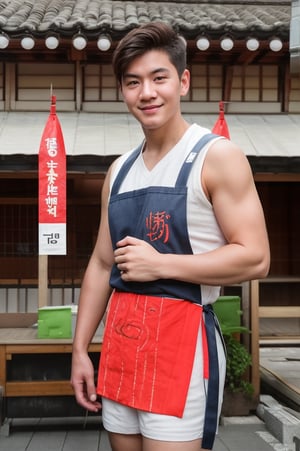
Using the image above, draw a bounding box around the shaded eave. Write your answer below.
[2,154,300,176]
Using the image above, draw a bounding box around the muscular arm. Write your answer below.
[114,139,270,286]
[71,168,114,411]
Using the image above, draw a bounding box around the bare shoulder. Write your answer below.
[207,138,249,167]
[101,156,122,200]
[203,138,253,197]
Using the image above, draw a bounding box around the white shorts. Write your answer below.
[101,323,226,441]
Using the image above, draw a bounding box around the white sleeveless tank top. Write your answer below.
[110,123,226,304]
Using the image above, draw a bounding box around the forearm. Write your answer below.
[158,243,269,286]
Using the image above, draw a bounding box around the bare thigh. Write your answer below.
[109,433,208,451]
[108,432,142,451]
[143,437,205,451]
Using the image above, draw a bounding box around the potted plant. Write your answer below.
[220,324,256,416]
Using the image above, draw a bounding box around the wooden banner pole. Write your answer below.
[38,254,48,308]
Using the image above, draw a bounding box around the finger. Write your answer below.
[77,396,101,412]
[114,249,126,260]
[73,385,101,412]
[86,379,97,402]
[116,235,139,248]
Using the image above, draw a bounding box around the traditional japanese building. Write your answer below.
[0,0,300,421]
[0,0,299,338]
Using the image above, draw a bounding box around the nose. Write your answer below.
[139,80,157,100]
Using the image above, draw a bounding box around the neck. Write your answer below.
[142,120,190,170]
[144,115,189,144]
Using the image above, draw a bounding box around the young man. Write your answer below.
[71,22,270,451]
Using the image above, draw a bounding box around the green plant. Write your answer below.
[220,324,254,396]
[223,333,254,395]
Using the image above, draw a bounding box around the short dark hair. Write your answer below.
[112,22,187,85]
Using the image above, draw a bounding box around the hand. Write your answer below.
[114,236,160,282]
[71,352,101,412]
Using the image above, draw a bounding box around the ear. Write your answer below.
[180,69,190,97]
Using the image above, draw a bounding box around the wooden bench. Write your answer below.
[0,324,102,398]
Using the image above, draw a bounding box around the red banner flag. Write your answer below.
[38,96,66,255]
[212,101,230,139]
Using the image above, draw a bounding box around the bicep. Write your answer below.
[205,142,268,249]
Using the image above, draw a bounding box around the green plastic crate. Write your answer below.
[38,306,72,339]
[213,296,242,330]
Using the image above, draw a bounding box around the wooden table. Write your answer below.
[0,328,102,397]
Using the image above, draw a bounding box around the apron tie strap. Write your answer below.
[201,315,209,379]
[202,304,220,450]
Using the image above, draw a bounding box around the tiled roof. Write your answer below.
[0,0,290,40]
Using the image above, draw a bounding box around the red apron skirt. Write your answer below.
[97,291,203,417]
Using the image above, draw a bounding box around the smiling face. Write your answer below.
[120,50,190,133]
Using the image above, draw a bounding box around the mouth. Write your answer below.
[139,104,162,113]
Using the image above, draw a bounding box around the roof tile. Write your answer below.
[0,0,290,38]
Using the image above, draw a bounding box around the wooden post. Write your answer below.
[0,345,6,394]
[38,255,48,308]
[250,279,260,400]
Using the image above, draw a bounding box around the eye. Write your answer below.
[126,79,139,87]
[154,75,167,82]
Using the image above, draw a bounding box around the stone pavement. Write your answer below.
[217,415,298,451]
[0,396,299,451]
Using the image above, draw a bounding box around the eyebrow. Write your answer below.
[123,67,170,80]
